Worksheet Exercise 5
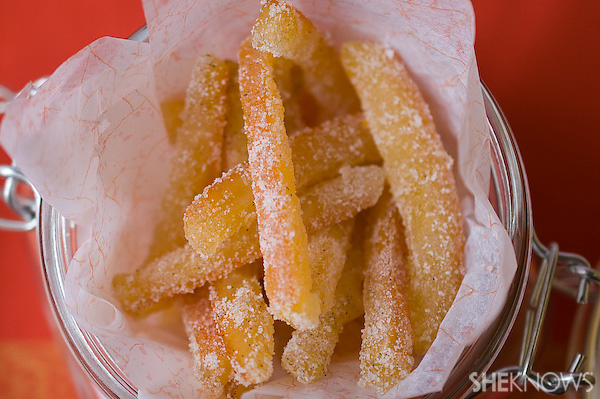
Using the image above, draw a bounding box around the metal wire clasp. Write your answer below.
[0,163,40,231]
[468,231,599,397]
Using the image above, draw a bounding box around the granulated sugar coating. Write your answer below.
[184,113,380,258]
[184,164,256,257]
[210,262,274,386]
[238,38,319,330]
[360,191,413,394]
[342,42,465,355]
[181,287,232,398]
[145,55,228,264]
[252,0,360,122]
[282,223,365,384]
[307,220,353,314]
[115,165,385,314]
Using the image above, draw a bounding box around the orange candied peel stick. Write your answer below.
[145,54,228,263]
[359,191,413,394]
[184,113,381,257]
[181,287,233,398]
[210,262,274,386]
[238,38,318,330]
[114,165,384,315]
[341,41,465,355]
[252,0,360,121]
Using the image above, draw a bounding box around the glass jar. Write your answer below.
[2,25,597,399]
[33,81,525,399]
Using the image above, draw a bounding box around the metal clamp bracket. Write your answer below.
[469,231,599,396]
[0,164,39,231]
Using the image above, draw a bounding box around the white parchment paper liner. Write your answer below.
[0,1,518,398]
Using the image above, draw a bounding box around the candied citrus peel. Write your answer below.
[307,220,354,314]
[282,221,365,384]
[359,191,413,394]
[252,0,360,121]
[341,41,465,354]
[145,55,228,263]
[160,99,184,144]
[184,113,381,257]
[210,262,274,386]
[181,286,233,398]
[114,165,384,314]
[223,61,247,170]
[238,38,318,329]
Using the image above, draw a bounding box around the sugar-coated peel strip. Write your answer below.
[185,113,381,257]
[307,219,354,314]
[160,100,184,144]
[210,262,274,386]
[223,61,247,170]
[341,42,465,354]
[114,223,261,315]
[290,114,381,189]
[239,38,318,330]
[184,164,256,259]
[300,165,384,232]
[359,191,413,394]
[181,286,232,398]
[273,57,306,133]
[114,165,384,314]
[252,0,360,121]
[145,55,229,263]
[282,223,365,384]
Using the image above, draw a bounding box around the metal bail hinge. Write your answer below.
[468,230,599,397]
[0,164,39,231]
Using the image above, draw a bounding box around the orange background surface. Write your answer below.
[0,1,599,398]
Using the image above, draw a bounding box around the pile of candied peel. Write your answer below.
[112,1,465,397]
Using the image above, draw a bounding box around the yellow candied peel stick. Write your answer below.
[145,55,229,263]
[238,38,318,330]
[289,114,381,190]
[210,262,274,386]
[181,287,233,398]
[341,41,465,354]
[307,220,354,314]
[184,164,256,259]
[114,165,385,315]
[282,221,366,384]
[359,191,413,394]
[185,113,381,257]
[273,57,306,133]
[300,165,384,232]
[223,61,247,170]
[114,223,261,315]
[160,99,184,144]
[252,0,360,121]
